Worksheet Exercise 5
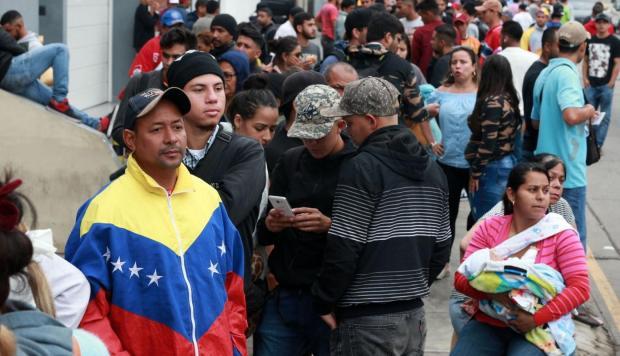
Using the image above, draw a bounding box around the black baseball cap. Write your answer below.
[125,87,191,130]
[595,13,611,23]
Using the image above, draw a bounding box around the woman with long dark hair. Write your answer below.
[228,88,279,147]
[453,162,589,355]
[269,36,303,73]
[466,54,521,220]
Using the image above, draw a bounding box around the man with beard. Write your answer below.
[294,12,322,68]
[210,13,237,59]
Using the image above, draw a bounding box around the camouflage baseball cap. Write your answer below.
[320,77,400,118]
[288,85,342,140]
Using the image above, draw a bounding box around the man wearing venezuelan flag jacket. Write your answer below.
[65,87,247,356]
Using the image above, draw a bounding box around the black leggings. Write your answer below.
[438,162,470,246]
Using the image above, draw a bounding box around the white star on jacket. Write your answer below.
[208,261,220,276]
[103,247,111,262]
[129,262,143,278]
[146,269,163,286]
[218,241,226,256]
[111,257,126,273]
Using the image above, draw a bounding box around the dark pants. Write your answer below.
[253,287,330,356]
[438,162,470,244]
[451,319,545,356]
[331,307,426,356]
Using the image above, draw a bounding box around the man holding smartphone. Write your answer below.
[254,85,356,355]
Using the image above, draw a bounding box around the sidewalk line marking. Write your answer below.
[587,249,620,331]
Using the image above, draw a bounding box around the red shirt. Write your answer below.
[485,23,502,52]
[317,3,339,40]
[584,19,615,37]
[128,36,161,77]
[411,19,443,76]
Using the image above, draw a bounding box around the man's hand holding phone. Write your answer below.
[291,207,332,233]
[266,196,331,233]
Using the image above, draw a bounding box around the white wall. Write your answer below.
[66,0,110,109]
[220,0,259,24]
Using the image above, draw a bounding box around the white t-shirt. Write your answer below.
[499,46,539,116]
[400,17,424,38]
[274,21,297,40]
[513,12,534,31]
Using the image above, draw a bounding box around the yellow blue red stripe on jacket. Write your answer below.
[65,155,247,356]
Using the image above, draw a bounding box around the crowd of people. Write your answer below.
[0,0,617,354]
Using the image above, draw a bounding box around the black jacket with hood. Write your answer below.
[0,28,25,83]
[257,135,357,288]
[312,125,451,318]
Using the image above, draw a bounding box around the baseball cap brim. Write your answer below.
[288,121,336,140]
[137,87,191,119]
[475,4,488,12]
[320,105,354,118]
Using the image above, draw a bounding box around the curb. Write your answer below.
[587,271,620,354]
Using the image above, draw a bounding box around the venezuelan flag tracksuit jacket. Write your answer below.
[65,156,247,356]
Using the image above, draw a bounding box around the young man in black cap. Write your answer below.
[167,50,266,317]
[210,13,237,58]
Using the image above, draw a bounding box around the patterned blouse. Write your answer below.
[465,94,521,178]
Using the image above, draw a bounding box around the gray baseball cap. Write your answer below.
[288,85,341,140]
[320,77,400,118]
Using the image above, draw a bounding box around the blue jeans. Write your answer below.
[585,85,613,147]
[451,319,545,356]
[331,307,426,356]
[449,292,471,335]
[471,154,517,220]
[563,186,587,248]
[0,44,99,128]
[253,287,330,356]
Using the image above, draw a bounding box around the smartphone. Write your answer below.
[592,112,605,126]
[268,195,294,217]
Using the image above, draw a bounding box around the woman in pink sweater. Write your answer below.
[452,162,590,355]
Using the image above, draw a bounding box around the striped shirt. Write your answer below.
[455,215,590,327]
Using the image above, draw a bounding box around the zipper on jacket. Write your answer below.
[166,192,199,356]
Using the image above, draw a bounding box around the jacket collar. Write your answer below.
[126,154,195,196]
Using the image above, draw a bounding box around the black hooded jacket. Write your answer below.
[312,125,452,318]
[257,135,357,288]
[0,28,25,83]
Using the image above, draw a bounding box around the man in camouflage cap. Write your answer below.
[253,84,357,355]
[312,76,451,354]
[288,84,344,142]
